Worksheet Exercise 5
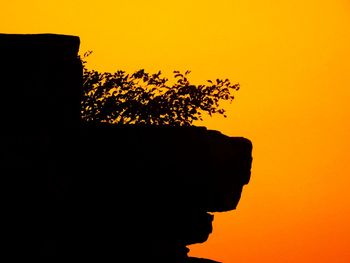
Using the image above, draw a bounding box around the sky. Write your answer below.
[2,0,350,262]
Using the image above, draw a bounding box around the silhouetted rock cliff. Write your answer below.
[0,34,252,262]
[1,33,82,258]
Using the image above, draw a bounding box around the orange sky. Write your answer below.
[2,1,350,262]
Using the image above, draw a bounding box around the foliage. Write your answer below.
[81,51,240,126]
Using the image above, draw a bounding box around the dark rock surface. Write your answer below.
[0,34,253,262]
[1,33,82,258]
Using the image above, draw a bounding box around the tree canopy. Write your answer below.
[81,52,240,126]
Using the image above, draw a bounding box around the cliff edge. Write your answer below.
[0,34,253,262]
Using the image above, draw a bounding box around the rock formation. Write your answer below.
[0,34,252,262]
[1,33,82,258]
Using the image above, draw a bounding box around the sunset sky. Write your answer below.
[2,0,350,262]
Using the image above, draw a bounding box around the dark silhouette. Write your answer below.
[81,51,240,126]
[1,33,252,262]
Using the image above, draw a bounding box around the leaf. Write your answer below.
[81,53,239,126]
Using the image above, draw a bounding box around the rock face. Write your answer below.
[0,33,82,258]
[73,124,252,262]
[0,34,253,262]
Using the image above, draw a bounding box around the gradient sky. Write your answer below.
[2,1,350,262]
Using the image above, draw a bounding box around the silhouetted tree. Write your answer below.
[81,51,240,126]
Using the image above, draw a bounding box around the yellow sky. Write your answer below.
[2,1,350,262]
